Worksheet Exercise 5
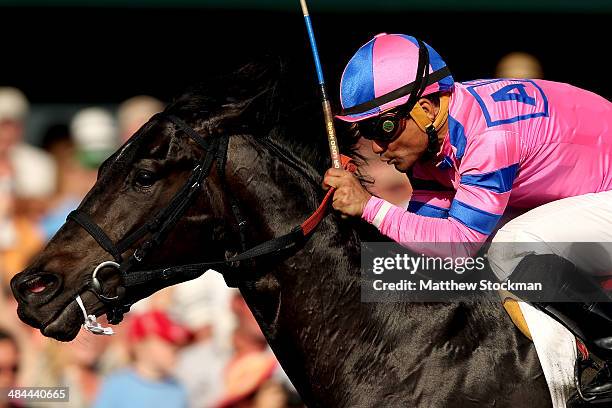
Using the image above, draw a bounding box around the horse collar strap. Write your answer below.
[66,113,353,329]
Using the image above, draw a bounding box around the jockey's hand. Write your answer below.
[322,168,372,218]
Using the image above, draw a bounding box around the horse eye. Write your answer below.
[134,170,157,188]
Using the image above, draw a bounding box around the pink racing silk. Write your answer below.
[362,196,486,257]
[361,79,612,256]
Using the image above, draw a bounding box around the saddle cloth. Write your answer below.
[502,294,576,408]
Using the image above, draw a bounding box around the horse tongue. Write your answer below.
[24,276,50,293]
[29,283,47,293]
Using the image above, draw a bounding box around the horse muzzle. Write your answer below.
[10,269,109,341]
[10,269,67,332]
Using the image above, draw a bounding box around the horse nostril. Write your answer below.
[15,273,61,299]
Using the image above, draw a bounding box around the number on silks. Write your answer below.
[491,84,536,106]
[466,79,549,127]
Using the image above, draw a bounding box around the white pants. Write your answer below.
[488,190,612,281]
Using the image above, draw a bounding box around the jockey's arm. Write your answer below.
[324,130,520,258]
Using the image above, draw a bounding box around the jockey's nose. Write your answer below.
[371,139,386,155]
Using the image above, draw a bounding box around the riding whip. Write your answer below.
[299,0,341,169]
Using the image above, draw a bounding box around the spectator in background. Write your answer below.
[40,108,118,240]
[92,310,191,408]
[215,352,280,408]
[172,273,234,408]
[10,142,56,222]
[0,330,18,388]
[39,123,82,241]
[0,87,28,160]
[214,292,302,408]
[0,150,54,281]
[1,87,29,253]
[0,299,37,408]
[495,51,543,79]
[41,123,75,196]
[229,293,267,356]
[0,87,53,281]
[71,107,118,170]
[41,330,113,408]
[117,95,164,144]
[0,283,44,408]
[0,330,20,408]
[0,87,56,214]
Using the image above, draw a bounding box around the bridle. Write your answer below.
[67,113,354,326]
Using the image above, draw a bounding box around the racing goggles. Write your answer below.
[357,107,408,142]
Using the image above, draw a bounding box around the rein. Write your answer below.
[67,113,354,327]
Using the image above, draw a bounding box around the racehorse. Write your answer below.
[10,62,551,407]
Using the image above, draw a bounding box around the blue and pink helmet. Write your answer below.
[336,33,454,122]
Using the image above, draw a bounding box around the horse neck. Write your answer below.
[226,135,345,249]
[225,137,518,406]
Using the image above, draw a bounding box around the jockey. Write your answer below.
[323,33,612,404]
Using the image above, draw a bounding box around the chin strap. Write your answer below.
[409,94,450,157]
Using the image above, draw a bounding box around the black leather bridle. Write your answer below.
[67,113,351,324]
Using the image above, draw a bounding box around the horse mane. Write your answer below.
[164,58,363,176]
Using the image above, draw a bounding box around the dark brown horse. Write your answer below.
[10,63,551,407]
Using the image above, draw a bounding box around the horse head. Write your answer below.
[10,60,338,341]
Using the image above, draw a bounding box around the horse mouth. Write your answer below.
[40,293,103,342]
[39,300,81,341]
[16,273,61,303]
[23,276,48,293]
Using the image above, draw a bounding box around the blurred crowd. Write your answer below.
[0,50,543,408]
[0,88,302,408]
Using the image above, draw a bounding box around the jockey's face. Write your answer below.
[369,98,441,172]
[369,115,428,172]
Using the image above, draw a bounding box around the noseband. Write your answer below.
[67,113,353,327]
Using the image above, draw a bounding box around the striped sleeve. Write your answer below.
[362,196,486,257]
[450,130,520,235]
[408,190,454,219]
[361,130,520,257]
[407,162,455,218]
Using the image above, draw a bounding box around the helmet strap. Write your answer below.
[409,94,450,158]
